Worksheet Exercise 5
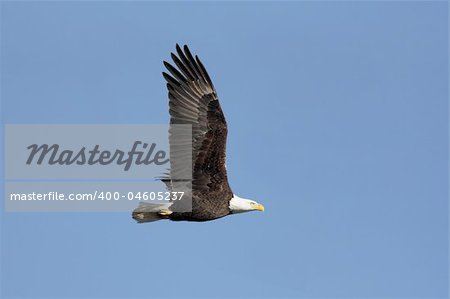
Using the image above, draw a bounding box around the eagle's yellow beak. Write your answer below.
[255,204,265,212]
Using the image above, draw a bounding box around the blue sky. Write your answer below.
[1,1,448,298]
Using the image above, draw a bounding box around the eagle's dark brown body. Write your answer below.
[132,45,234,222]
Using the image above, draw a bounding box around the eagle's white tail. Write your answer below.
[132,202,171,223]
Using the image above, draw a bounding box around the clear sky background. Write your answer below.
[1,1,448,299]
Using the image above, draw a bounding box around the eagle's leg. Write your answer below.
[158,210,173,216]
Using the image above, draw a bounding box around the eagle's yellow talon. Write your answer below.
[158,210,173,216]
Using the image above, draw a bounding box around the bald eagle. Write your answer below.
[132,45,265,222]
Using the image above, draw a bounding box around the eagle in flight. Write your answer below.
[132,45,265,222]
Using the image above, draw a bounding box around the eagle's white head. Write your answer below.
[229,194,265,213]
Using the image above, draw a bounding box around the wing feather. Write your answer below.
[163,44,232,218]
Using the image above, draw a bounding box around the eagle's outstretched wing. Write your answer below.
[163,45,232,218]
